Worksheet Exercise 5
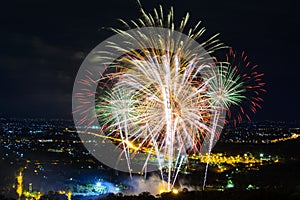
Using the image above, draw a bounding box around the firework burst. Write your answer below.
[72,2,265,193]
[93,4,227,190]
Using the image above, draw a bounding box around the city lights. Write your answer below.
[0,118,298,199]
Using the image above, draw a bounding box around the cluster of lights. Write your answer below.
[189,153,279,166]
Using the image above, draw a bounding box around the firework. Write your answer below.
[72,2,265,193]
[92,4,226,191]
[201,52,265,188]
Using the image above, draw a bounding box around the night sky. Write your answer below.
[1,0,299,121]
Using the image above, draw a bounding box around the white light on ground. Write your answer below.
[259,153,264,157]
[96,182,101,187]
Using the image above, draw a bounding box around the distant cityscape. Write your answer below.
[0,118,299,199]
[220,120,300,144]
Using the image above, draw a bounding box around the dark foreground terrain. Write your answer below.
[1,189,299,200]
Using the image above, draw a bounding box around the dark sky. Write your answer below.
[0,0,299,121]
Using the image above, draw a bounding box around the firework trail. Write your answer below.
[72,2,265,193]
